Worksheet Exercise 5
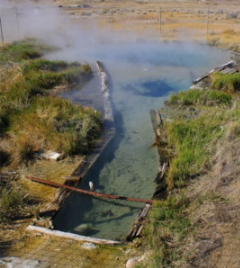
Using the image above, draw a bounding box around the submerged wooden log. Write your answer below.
[126,203,152,241]
[26,225,121,245]
[26,176,153,204]
[138,203,151,220]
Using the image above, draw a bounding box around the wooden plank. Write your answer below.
[26,176,154,204]
[126,203,152,240]
[138,204,151,220]
[136,225,144,237]
[193,61,234,84]
[220,68,238,74]
[26,225,121,245]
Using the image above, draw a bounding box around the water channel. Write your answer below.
[49,41,230,240]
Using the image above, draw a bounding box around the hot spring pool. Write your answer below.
[51,41,230,240]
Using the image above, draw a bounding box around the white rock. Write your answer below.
[126,257,139,268]
[39,151,61,161]
[124,249,132,254]
[74,223,93,235]
[81,242,97,250]
[0,257,40,268]
[89,181,94,191]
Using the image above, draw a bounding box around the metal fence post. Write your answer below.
[206,5,209,35]
[159,7,162,33]
[0,17,4,44]
[110,7,113,28]
[15,7,20,40]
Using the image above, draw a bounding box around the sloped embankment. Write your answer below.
[144,64,240,268]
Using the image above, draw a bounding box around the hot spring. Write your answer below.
[49,41,230,240]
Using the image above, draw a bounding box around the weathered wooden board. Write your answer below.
[193,60,234,84]
[26,225,121,245]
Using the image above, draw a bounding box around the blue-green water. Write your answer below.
[52,41,230,240]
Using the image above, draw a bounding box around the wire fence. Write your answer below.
[1,3,240,43]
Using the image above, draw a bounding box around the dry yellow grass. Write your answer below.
[19,156,83,202]
[53,0,240,44]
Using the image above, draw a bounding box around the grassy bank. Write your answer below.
[144,84,240,267]
[208,29,240,53]
[0,39,102,167]
[0,39,102,234]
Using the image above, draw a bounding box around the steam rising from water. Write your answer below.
[0,1,224,68]
[2,1,231,240]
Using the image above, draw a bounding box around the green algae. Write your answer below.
[3,232,134,268]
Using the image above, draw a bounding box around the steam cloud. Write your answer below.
[0,1,229,70]
[0,0,115,57]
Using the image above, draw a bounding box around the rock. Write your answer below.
[89,181,94,191]
[73,223,95,235]
[81,242,97,250]
[126,257,139,268]
[0,257,40,268]
[39,151,61,161]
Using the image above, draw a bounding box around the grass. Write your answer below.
[145,196,192,268]
[168,89,232,106]
[23,59,92,89]
[165,89,232,189]
[211,72,240,92]
[166,112,224,189]
[145,83,240,266]
[8,96,102,166]
[0,39,102,167]
[0,184,23,220]
[0,38,103,237]
[207,28,240,53]
[0,174,30,223]
[0,38,53,64]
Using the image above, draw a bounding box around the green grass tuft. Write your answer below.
[0,39,44,64]
[211,72,240,92]
[8,96,102,165]
[166,112,224,189]
[145,196,192,267]
[0,39,101,167]
[168,89,232,106]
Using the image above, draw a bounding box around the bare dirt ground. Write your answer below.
[181,136,240,268]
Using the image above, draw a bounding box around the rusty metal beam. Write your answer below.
[25,176,154,204]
